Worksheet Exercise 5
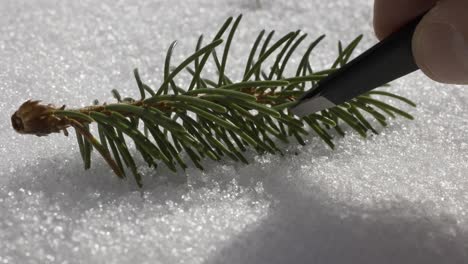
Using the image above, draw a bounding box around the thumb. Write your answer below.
[413,0,468,85]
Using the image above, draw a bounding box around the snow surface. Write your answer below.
[1,0,468,263]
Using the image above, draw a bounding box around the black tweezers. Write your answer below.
[290,14,425,117]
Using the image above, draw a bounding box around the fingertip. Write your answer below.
[373,0,389,40]
[373,0,438,40]
[412,1,468,85]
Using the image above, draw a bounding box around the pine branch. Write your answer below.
[11,15,416,187]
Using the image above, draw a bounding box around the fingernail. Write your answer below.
[414,22,468,84]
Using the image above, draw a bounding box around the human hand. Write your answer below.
[374,0,468,84]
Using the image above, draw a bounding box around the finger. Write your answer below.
[374,0,438,40]
[412,0,468,84]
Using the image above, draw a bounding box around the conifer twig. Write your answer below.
[11,15,416,187]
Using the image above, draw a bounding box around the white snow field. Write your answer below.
[1,0,468,263]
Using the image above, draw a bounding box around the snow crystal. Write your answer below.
[1,0,467,263]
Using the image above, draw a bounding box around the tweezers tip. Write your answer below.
[289,96,335,117]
